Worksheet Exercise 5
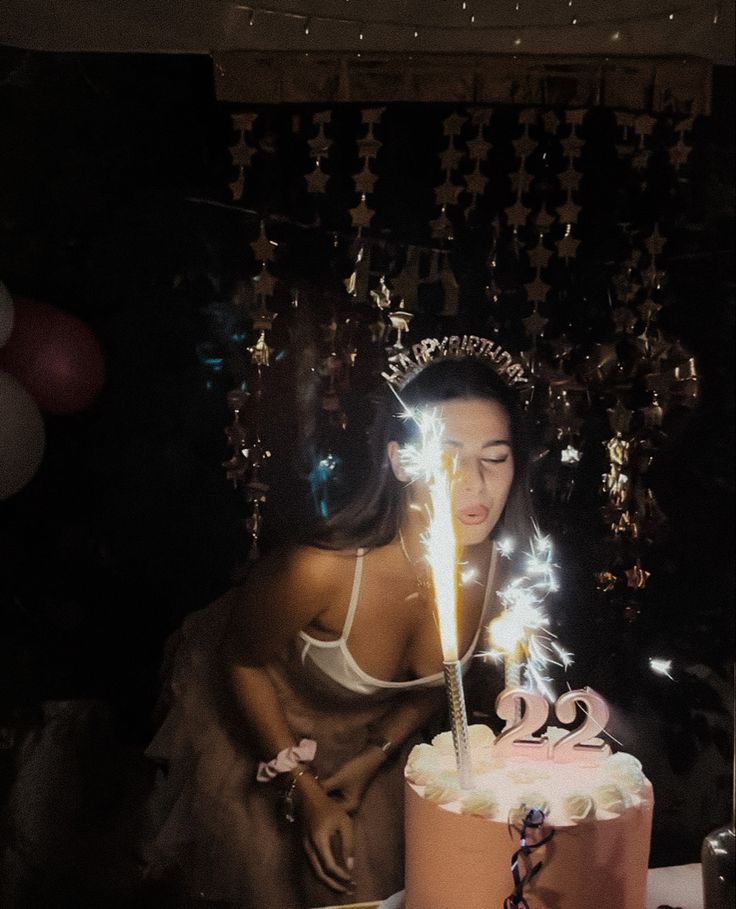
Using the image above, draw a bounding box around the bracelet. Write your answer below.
[281,767,318,824]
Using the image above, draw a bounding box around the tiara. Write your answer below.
[381,335,528,391]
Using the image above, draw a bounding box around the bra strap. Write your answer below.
[341,548,365,641]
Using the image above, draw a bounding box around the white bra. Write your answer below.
[297,545,498,697]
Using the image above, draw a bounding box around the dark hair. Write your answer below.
[315,357,534,549]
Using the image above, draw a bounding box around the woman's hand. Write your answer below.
[321,746,387,814]
[298,776,356,893]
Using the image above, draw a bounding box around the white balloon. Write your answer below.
[0,370,45,500]
[0,281,14,347]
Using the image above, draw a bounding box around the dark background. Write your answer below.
[0,49,733,907]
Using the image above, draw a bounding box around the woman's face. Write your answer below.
[389,396,515,547]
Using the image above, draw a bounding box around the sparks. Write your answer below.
[486,526,572,700]
[649,657,673,679]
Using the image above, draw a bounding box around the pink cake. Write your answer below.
[404,725,653,909]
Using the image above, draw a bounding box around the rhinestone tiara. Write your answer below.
[381,335,528,391]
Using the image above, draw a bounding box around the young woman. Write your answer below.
[145,352,533,907]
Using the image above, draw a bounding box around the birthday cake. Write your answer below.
[404,720,653,909]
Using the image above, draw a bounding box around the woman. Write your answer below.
[145,352,533,907]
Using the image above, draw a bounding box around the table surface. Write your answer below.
[312,864,704,909]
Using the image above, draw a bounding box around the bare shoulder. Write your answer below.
[225,544,358,662]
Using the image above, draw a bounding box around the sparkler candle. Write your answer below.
[487,529,572,714]
[399,407,474,789]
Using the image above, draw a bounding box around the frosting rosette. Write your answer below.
[593,783,631,815]
[562,793,596,822]
[603,752,646,793]
[424,771,462,804]
[461,790,499,818]
[406,743,441,785]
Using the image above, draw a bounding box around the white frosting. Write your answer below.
[406,725,652,827]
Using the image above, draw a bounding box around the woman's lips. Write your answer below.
[456,505,490,526]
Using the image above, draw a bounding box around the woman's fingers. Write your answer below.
[302,833,354,893]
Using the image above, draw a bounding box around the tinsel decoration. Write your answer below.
[228,111,258,201]
[305,109,333,194]
[431,110,468,240]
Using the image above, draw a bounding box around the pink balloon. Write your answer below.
[0,297,106,414]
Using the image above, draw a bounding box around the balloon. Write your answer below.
[0,370,45,500]
[0,298,106,414]
[0,281,14,347]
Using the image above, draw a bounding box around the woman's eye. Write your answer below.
[481,456,509,466]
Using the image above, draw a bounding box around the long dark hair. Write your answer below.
[314,357,534,550]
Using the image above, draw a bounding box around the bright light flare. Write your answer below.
[398,406,461,661]
[649,657,673,679]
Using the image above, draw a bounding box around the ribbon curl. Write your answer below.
[504,807,555,909]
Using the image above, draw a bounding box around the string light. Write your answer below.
[232,5,713,38]
[514,36,522,45]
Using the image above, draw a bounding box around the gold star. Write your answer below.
[527,241,553,270]
[543,110,560,134]
[513,133,538,159]
[638,297,662,322]
[229,139,257,167]
[349,195,375,229]
[645,224,667,257]
[442,111,467,136]
[522,305,548,337]
[435,180,463,206]
[504,198,530,229]
[535,207,556,231]
[556,197,582,224]
[357,136,382,159]
[518,108,537,126]
[353,164,378,195]
[511,168,533,193]
[361,107,385,124]
[470,108,493,127]
[560,135,584,158]
[625,560,651,589]
[466,136,492,160]
[232,111,258,133]
[607,400,633,435]
[669,140,692,169]
[250,221,275,263]
[464,164,488,196]
[595,570,618,593]
[439,145,464,171]
[634,114,657,137]
[558,167,582,191]
[556,233,580,261]
[253,267,276,300]
[524,273,550,305]
[305,163,329,194]
[565,109,587,126]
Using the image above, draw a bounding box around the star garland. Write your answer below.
[431,110,468,241]
[228,111,258,201]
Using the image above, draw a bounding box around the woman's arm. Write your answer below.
[322,687,445,813]
[222,546,357,892]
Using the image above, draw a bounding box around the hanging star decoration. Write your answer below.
[229,110,258,200]
[625,560,651,589]
[306,109,333,195]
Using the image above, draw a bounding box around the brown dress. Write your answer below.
[145,549,498,908]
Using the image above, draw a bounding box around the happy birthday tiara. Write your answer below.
[381,335,528,391]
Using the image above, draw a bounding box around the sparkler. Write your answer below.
[486,528,572,703]
[398,405,474,788]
